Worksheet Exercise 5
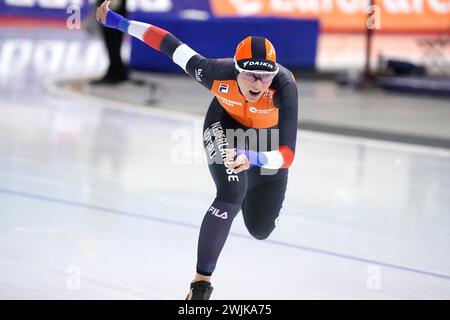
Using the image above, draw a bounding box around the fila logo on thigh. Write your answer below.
[208,206,228,219]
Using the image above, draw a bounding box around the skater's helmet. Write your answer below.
[234,36,278,74]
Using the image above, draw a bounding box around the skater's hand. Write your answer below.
[96,0,110,24]
[225,149,250,174]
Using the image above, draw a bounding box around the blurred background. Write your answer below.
[0,0,449,299]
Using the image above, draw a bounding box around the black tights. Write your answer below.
[196,102,289,276]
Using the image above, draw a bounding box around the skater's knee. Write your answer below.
[206,198,241,221]
[250,230,273,240]
[247,225,275,240]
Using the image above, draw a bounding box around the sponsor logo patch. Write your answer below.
[249,106,275,114]
[208,206,228,220]
[242,60,275,70]
[267,44,275,59]
[218,96,242,107]
[218,83,229,93]
[275,216,280,226]
[195,68,203,82]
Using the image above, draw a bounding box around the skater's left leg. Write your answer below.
[241,177,288,240]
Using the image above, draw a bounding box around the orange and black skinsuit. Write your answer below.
[102,11,299,276]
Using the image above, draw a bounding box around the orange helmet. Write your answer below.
[234,36,278,73]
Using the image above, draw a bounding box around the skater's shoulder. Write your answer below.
[271,64,297,94]
[276,64,297,84]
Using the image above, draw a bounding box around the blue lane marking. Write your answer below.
[1,186,449,282]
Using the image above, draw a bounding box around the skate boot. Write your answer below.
[185,281,214,300]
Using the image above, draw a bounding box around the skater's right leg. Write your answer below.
[196,196,244,276]
[196,116,248,277]
[187,106,247,300]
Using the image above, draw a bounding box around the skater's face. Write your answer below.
[237,71,274,102]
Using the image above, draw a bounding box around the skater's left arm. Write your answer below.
[273,77,299,168]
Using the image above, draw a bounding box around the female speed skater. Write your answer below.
[96,0,298,300]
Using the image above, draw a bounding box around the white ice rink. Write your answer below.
[0,28,449,300]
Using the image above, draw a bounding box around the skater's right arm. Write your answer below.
[96,0,220,90]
